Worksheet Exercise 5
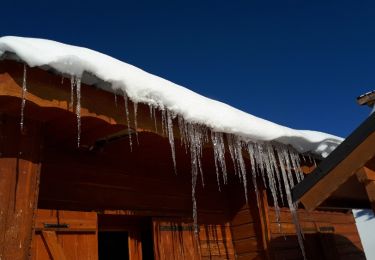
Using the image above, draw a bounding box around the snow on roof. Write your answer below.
[0,36,342,157]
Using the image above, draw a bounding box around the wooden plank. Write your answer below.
[41,231,67,260]
[35,209,97,232]
[357,166,375,213]
[32,210,98,260]
[128,230,142,260]
[300,131,375,211]
[0,116,42,260]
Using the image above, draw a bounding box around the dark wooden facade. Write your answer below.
[0,60,365,259]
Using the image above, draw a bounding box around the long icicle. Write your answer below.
[133,102,139,144]
[75,77,81,147]
[247,142,261,208]
[123,91,133,151]
[70,76,75,111]
[166,110,177,174]
[275,145,306,260]
[20,64,27,131]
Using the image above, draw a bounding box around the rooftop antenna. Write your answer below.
[357,90,375,114]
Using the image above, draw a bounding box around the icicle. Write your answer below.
[123,91,133,151]
[191,143,199,235]
[166,110,177,174]
[161,109,167,135]
[277,145,295,188]
[211,132,228,189]
[20,64,27,131]
[262,143,281,223]
[150,105,158,133]
[133,102,139,144]
[267,144,285,206]
[227,134,239,177]
[114,92,118,108]
[70,76,75,111]
[186,123,206,234]
[289,149,304,183]
[247,142,260,208]
[254,143,268,188]
[61,75,64,85]
[177,115,189,152]
[75,77,82,147]
[275,145,306,260]
[234,137,248,203]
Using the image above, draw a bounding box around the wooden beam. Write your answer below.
[357,166,375,213]
[41,231,67,260]
[0,116,43,260]
[299,131,375,211]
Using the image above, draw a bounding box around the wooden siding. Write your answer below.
[267,208,365,260]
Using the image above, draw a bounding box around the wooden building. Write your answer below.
[0,53,366,259]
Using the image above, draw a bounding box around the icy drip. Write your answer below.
[275,145,306,260]
[114,93,118,108]
[148,104,158,133]
[161,109,167,136]
[253,143,268,189]
[233,136,249,202]
[20,64,27,131]
[289,149,304,183]
[70,76,75,110]
[177,115,189,153]
[210,131,228,190]
[267,144,285,206]
[123,91,133,151]
[75,77,82,147]
[262,143,281,222]
[227,134,239,177]
[246,143,260,208]
[166,110,177,174]
[277,146,295,189]
[133,102,139,144]
[186,123,205,234]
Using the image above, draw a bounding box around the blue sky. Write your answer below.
[2,1,375,137]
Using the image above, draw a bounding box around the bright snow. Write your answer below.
[0,36,342,158]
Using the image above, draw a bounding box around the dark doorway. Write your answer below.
[141,219,154,260]
[98,231,129,260]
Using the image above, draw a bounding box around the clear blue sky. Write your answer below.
[2,0,374,137]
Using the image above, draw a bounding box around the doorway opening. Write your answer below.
[98,214,154,260]
[98,231,129,260]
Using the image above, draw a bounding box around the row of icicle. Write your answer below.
[19,65,311,259]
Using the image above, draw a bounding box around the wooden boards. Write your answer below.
[0,116,42,260]
[32,210,98,260]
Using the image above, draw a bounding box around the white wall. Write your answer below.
[353,209,375,260]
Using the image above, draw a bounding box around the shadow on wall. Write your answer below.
[268,233,366,260]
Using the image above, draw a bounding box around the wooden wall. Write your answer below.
[267,208,365,260]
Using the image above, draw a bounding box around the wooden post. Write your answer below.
[357,166,375,213]
[0,115,43,260]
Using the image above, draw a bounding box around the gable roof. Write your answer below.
[292,112,375,210]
